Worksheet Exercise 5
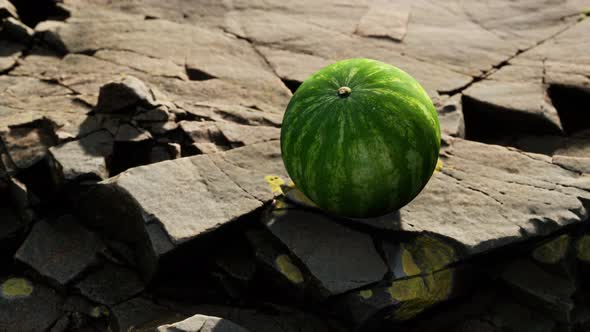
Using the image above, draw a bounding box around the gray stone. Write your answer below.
[384,137,590,256]
[157,314,249,332]
[215,121,280,147]
[49,130,113,182]
[95,76,157,113]
[501,259,576,322]
[0,0,17,19]
[49,315,70,332]
[245,229,306,292]
[552,155,590,174]
[262,207,387,296]
[15,215,104,285]
[462,80,563,140]
[97,153,261,245]
[111,297,182,332]
[74,262,145,305]
[2,17,34,43]
[179,102,283,127]
[0,277,63,332]
[166,304,347,332]
[0,40,24,72]
[94,49,189,81]
[356,1,410,41]
[82,141,287,264]
[114,123,152,142]
[257,46,331,86]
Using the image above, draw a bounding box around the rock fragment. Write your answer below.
[48,130,113,183]
[0,277,63,332]
[262,207,388,297]
[74,262,145,305]
[95,76,158,113]
[157,314,249,332]
[15,215,104,285]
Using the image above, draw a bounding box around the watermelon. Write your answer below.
[280,58,440,218]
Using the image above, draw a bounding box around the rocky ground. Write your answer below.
[1,0,590,331]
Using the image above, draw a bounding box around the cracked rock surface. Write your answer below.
[1,0,590,331]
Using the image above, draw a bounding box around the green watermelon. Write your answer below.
[280,58,440,218]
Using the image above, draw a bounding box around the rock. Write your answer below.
[0,120,57,170]
[192,142,221,155]
[180,102,283,127]
[262,207,388,297]
[157,314,249,332]
[74,262,145,305]
[0,277,63,332]
[436,94,465,137]
[49,315,70,332]
[48,130,113,183]
[114,124,152,142]
[387,137,590,256]
[166,304,348,332]
[462,80,563,141]
[2,17,34,43]
[94,49,188,81]
[180,120,279,149]
[0,40,25,73]
[179,121,229,148]
[0,0,17,19]
[77,141,287,275]
[245,229,306,295]
[150,143,180,163]
[355,1,410,42]
[501,258,576,322]
[93,153,260,246]
[15,215,104,285]
[256,46,331,90]
[95,76,158,113]
[532,234,572,265]
[553,155,590,174]
[110,297,182,332]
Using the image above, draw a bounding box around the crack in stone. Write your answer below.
[440,18,584,97]
[208,153,266,204]
[220,27,293,95]
[440,169,504,206]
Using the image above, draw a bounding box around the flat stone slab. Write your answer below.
[278,137,590,258]
[0,277,63,332]
[74,262,145,305]
[262,208,388,296]
[81,141,288,265]
[15,215,104,285]
[49,129,113,182]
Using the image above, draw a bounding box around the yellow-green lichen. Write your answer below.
[405,236,456,273]
[90,306,110,318]
[359,289,373,299]
[434,158,443,174]
[401,248,421,276]
[387,276,431,320]
[275,255,304,284]
[532,234,570,264]
[1,278,33,299]
[387,268,455,321]
[264,175,285,195]
[576,235,590,262]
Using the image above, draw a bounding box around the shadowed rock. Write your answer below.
[15,215,105,285]
[157,314,249,332]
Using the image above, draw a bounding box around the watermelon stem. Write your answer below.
[337,86,352,97]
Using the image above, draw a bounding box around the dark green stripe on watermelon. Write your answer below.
[280,58,440,218]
